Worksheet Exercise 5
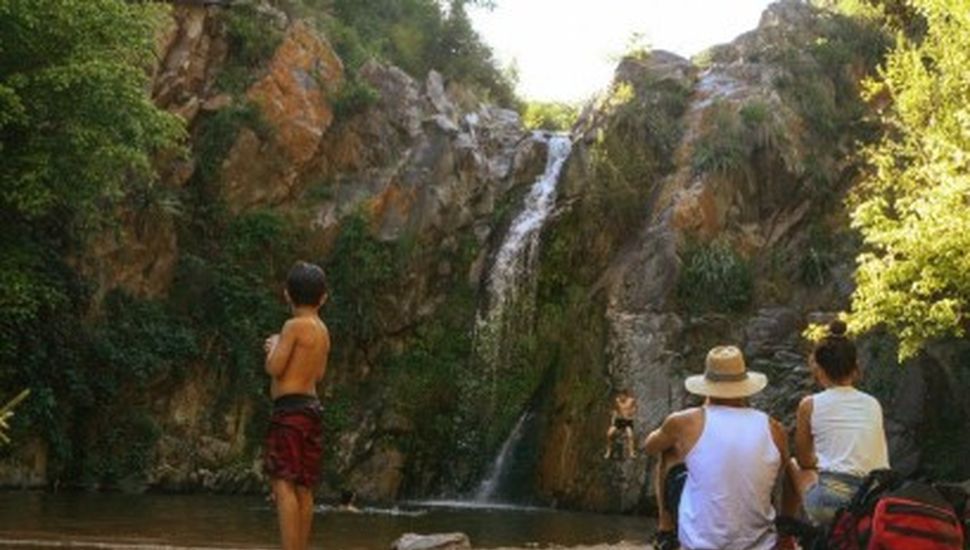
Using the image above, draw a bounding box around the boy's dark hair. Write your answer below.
[813,320,857,382]
[286,261,327,306]
[340,489,356,506]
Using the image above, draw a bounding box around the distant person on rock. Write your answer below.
[604,389,638,459]
[644,346,793,550]
[337,489,361,513]
[263,261,331,550]
[782,320,889,527]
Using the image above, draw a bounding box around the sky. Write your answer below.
[469,0,775,103]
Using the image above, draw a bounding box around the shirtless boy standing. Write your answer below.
[604,389,637,459]
[263,261,331,550]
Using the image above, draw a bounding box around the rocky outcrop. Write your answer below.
[222,21,344,210]
[527,0,903,511]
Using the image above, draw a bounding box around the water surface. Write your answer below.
[0,492,651,549]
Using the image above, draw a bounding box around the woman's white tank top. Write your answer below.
[679,406,780,550]
[811,386,889,476]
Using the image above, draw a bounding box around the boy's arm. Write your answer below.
[265,320,299,377]
[644,414,679,456]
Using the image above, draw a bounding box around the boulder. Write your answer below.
[391,533,471,550]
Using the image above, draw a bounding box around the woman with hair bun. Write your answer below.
[786,320,890,526]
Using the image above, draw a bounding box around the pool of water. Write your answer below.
[0,491,652,549]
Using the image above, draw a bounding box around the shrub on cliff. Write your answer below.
[523,101,579,132]
[677,241,753,314]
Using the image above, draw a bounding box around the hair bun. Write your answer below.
[828,320,848,337]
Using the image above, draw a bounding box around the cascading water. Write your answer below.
[474,411,532,502]
[472,133,572,504]
[475,134,573,369]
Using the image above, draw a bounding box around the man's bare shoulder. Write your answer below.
[664,407,703,429]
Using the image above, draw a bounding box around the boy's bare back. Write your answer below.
[265,315,330,399]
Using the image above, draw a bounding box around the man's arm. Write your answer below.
[771,416,798,522]
[265,320,299,377]
[644,415,679,456]
[794,396,816,469]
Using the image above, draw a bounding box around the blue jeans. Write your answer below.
[804,471,863,526]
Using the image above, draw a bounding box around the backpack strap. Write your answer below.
[849,468,899,512]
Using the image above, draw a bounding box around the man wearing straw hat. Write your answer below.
[645,346,793,550]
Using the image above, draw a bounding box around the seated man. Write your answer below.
[645,346,793,550]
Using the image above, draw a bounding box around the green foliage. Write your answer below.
[771,9,888,144]
[194,101,268,182]
[848,0,970,359]
[692,103,748,177]
[0,0,190,484]
[740,100,787,153]
[216,3,285,94]
[523,101,579,132]
[80,410,161,488]
[0,0,183,226]
[171,210,293,388]
[589,77,690,234]
[325,212,396,344]
[225,4,285,70]
[677,240,753,314]
[331,78,381,119]
[91,292,198,386]
[691,99,794,179]
[0,390,30,446]
[309,0,517,107]
[798,226,839,287]
[387,311,472,448]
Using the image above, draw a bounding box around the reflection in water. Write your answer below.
[0,491,650,549]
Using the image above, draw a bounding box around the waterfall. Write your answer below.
[471,133,572,504]
[476,134,573,369]
[474,411,532,502]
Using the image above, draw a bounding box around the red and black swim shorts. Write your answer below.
[263,394,323,488]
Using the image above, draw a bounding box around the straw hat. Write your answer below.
[684,346,767,399]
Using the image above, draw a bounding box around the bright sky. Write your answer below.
[469,0,774,103]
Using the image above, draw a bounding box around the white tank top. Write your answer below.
[680,406,780,550]
[811,387,889,476]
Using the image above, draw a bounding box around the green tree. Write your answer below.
[849,0,970,358]
[0,0,184,474]
[523,101,579,132]
[312,0,517,107]
[0,0,183,227]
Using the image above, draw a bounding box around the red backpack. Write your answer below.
[829,470,966,550]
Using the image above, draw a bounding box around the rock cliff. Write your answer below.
[526,0,970,511]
